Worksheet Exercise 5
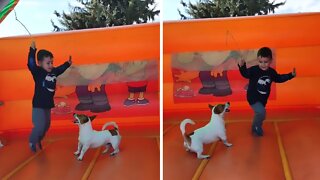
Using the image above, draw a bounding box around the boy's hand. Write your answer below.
[30,41,36,49]
[292,68,296,77]
[68,56,72,65]
[238,58,245,67]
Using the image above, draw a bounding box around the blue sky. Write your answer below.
[0,0,319,37]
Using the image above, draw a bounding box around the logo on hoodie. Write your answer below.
[257,75,271,95]
[43,74,57,92]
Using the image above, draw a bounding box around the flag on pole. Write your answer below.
[0,0,19,23]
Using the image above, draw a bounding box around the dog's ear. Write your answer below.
[214,104,225,114]
[208,104,214,110]
[89,115,97,121]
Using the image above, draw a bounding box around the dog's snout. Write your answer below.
[227,102,230,105]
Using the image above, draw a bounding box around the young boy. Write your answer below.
[28,41,72,152]
[238,47,296,136]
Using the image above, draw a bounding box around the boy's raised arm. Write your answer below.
[273,68,295,83]
[54,55,72,76]
[27,41,38,72]
[238,59,251,79]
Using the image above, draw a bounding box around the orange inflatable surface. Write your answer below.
[163,13,320,113]
[0,23,160,131]
[163,13,320,180]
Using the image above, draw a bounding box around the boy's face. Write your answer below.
[39,57,53,72]
[258,56,271,71]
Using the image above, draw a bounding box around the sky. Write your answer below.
[163,0,320,20]
[0,0,160,37]
[0,0,81,37]
[0,0,319,37]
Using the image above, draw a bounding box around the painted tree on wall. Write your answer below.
[179,0,285,19]
[52,0,160,31]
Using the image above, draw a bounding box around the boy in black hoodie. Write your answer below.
[28,41,72,152]
[238,47,296,136]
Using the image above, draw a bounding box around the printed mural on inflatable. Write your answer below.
[171,49,276,103]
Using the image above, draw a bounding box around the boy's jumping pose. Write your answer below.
[28,41,72,152]
[238,47,296,136]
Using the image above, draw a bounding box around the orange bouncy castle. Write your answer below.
[0,23,159,179]
[163,13,320,180]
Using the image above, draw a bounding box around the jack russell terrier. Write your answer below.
[73,113,121,161]
[180,102,232,159]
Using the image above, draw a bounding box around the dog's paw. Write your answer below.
[110,152,119,156]
[198,155,210,159]
[224,143,233,147]
[77,157,83,161]
[74,152,80,156]
[110,149,120,156]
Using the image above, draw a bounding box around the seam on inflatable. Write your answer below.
[2,140,55,180]
[81,147,101,180]
[192,142,218,180]
[274,122,293,180]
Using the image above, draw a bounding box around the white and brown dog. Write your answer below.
[73,113,121,161]
[180,102,232,159]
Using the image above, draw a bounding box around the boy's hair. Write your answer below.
[37,49,53,61]
[257,47,272,59]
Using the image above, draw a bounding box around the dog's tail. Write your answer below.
[180,119,195,135]
[102,122,119,131]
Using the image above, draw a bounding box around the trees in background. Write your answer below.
[52,0,160,31]
[179,0,285,19]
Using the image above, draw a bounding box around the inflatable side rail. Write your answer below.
[164,13,320,53]
[0,22,160,70]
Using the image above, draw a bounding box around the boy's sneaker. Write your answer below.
[252,126,264,136]
[29,143,37,152]
[124,99,135,106]
[136,98,149,105]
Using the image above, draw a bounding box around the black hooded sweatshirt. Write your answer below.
[238,63,294,106]
[27,47,70,109]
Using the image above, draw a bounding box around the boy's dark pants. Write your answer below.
[250,102,266,130]
[29,108,51,144]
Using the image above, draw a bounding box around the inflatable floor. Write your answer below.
[0,23,160,179]
[163,13,320,179]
